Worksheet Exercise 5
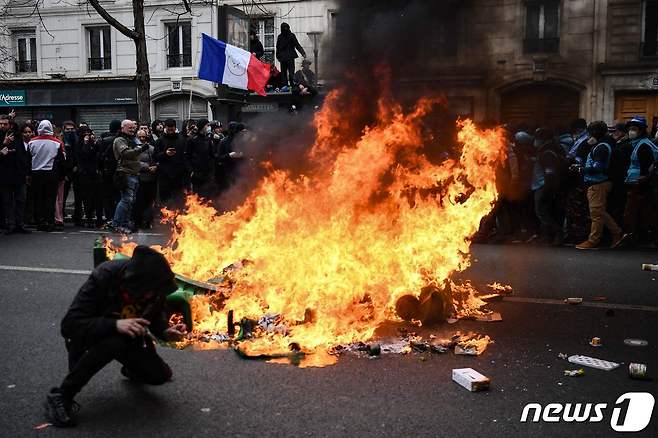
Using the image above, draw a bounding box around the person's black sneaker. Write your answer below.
[43,389,78,427]
[120,366,144,383]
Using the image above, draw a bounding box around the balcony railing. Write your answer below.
[640,41,658,58]
[167,53,192,68]
[88,57,112,71]
[523,38,560,54]
[15,60,37,73]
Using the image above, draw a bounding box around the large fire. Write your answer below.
[108,89,508,365]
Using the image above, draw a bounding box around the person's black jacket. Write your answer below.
[99,132,119,177]
[276,22,306,62]
[250,37,265,60]
[60,260,168,343]
[293,69,317,89]
[154,132,189,179]
[537,140,567,192]
[186,133,213,177]
[0,135,31,186]
[75,137,101,178]
[609,138,633,186]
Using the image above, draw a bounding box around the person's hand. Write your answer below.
[166,148,176,157]
[164,323,188,341]
[3,132,13,145]
[116,318,150,337]
[0,146,8,156]
[148,165,157,173]
[8,109,15,119]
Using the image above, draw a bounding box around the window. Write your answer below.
[643,0,658,57]
[166,22,192,68]
[429,7,458,58]
[87,26,111,71]
[14,32,37,73]
[251,17,275,64]
[524,1,560,54]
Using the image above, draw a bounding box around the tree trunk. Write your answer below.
[132,0,151,123]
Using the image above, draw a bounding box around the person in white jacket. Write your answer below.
[28,120,63,231]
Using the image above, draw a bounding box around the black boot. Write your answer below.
[43,388,79,427]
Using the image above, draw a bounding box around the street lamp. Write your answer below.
[306,31,323,81]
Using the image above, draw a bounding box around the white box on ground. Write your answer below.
[452,368,490,392]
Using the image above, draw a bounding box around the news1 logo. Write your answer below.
[520,392,655,432]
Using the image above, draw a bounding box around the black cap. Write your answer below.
[109,119,122,134]
[122,246,178,296]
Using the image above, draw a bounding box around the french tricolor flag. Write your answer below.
[198,33,270,96]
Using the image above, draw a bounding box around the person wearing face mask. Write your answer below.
[575,122,623,249]
[276,22,306,89]
[185,119,214,198]
[618,116,658,246]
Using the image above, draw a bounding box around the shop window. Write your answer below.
[524,1,560,54]
[87,26,112,71]
[14,32,37,73]
[166,22,192,68]
[251,17,275,64]
[643,0,658,57]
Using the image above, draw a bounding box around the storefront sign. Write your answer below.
[0,90,26,106]
[242,103,278,113]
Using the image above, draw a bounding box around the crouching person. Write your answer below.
[44,246,186,427]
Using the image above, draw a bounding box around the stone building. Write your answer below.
[0,0,657,132]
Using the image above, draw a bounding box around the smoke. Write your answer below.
[210,0,467,210]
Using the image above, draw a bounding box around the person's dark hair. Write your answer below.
[535,127,554,142]
[164,119,177,128]
[613,122,628,134]
[0,114,10,121]
[587,121,608,139]
[62,120,76,128]
[151,119,162,131]
[196,119,209,132]
[20,123,33,134]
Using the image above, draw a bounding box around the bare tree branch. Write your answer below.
[87,0,139,40]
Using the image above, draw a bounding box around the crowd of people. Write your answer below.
[0,112,248,234]
[2,109,657,248]
[480,116,658,249]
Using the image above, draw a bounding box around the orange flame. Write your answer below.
[109,90,507,363]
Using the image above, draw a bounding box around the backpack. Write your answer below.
[99,136,117,175]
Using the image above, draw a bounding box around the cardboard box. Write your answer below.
[452,368,490,392]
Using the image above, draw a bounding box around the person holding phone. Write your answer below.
[154,119,189,204]
[0,116,32,234]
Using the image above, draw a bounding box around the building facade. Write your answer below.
[0,0,657,131]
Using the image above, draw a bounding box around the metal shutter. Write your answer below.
[78,107,127,133]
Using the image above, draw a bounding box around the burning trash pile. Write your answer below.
[106,89,509,367]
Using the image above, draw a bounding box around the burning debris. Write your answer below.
[105,89,508,366]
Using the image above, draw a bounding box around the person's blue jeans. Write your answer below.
[112,174,139,229]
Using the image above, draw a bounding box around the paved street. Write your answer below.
[0,229,656,437]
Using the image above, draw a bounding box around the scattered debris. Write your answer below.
[558,353,568,360]
[446,318,458,324]
[486,282,512,293]
[564,297,583,305]
[629,363,648,380]
[589,337,602,347]
[367,344,381,356]
[641,264,658,271]
[33,423,51,430]
[454,333,493,356]
[590,296,607,302]
[563,368,585,377]
[568,355,619,371]
[6,384,15,389]
[200,408,211,413]
[452,368,491,392]
[624,338,648,347]
[475,312,503,322]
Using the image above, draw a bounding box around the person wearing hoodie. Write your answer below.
[249,30,265,60]
[185,119,214,198]
[75,129,103,228]
[276,22,306,88]
[575,121,623,250]
[43,245,187,428]
[28,120,64,231]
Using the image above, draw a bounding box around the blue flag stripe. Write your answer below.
[198,33,227,83]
